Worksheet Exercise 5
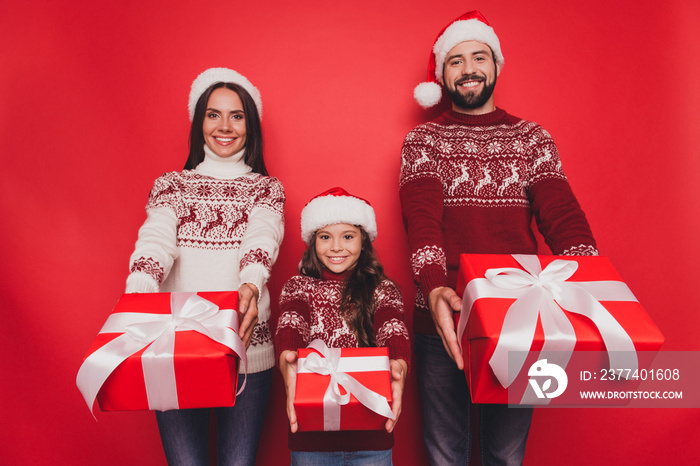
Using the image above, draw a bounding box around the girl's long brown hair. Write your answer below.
[299,227,386,346]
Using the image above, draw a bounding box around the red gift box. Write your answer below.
[294,340,394,431]
[77,291,245,413]
[455,254,664,404]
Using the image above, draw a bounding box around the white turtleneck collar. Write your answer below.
[195,144,253,179]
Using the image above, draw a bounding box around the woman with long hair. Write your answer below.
[125,67,284,465]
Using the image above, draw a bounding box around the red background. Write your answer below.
[2,1,699,464]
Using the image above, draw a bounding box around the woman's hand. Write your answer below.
[237,283,259,347]
[385,358,408,433]
[279,350,299,433]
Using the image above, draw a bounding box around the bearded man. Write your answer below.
[400,11,598,465]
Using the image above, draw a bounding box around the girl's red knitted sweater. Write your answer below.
[400,108,598,335]
[275,269,411,452]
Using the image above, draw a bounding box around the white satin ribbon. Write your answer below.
[298,340,394,431]
[77,292,247,414]
[457,255,638,390]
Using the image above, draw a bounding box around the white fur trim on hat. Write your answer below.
[433,18,504,84]
[188,67,263,121]
[300,188,377,244]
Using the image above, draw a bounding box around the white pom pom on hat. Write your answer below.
[414,10,504,109]
[300,187,377,244]
[188,67,263,121]
[414,82,444,109]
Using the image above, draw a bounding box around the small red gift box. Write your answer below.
[295,340,394,431]
[77,291,245,413]
[455,254,664,404]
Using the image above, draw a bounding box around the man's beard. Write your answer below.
[445,74,497,110]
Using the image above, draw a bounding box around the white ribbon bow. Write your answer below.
[298,340,394,431]
[457,255,638,389]
[77,292,247,415]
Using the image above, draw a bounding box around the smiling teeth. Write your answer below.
[328,257,346,263]
[215,137,234,142]
[460,81,479,88]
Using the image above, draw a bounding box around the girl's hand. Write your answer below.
[385,358,408,433]
[237,283,259,348]
[279,350,299,433]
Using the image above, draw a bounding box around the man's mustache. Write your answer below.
[455,74,485,85]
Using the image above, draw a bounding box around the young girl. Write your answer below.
[126,67,285,465]
[275,187,410,466]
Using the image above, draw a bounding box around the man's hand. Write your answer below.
[237,283,259,347]
[385,358,408,433]
[279,350,299,433]
[427,286,464,369]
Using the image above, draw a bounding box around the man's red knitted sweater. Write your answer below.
[399,108,598,335]
[275,269,411,452]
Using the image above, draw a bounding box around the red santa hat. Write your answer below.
[188,67,263,121]
[414,10,504,109]
[300,187,377,244]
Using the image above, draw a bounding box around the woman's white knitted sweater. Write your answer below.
[126,145,285,373]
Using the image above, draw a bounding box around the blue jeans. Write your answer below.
[155,369,272,466]
[415,333,532,466]
[291,449,392,466]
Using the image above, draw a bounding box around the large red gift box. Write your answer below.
[77,291,245,413]
[295,341,394,431]
[455,254,664,404]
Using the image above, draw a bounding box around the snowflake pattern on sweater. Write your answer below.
[400,108,598,334]
[275,273,411,364]
[147,171,284,250]
[410,245,446,284]
[127,165,285,369]
[400,119,566,207]
[130,256,165,284]
[240,248,272,273]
